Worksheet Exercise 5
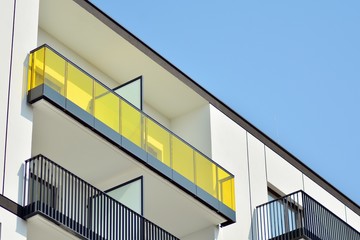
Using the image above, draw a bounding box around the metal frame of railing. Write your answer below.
[256,190,360,240]
[23,154,179,240]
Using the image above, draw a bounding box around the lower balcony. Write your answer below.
[256,190,360,240]
[23,155,179,240]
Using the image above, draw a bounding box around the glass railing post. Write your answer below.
[142,114,146,151]
[215,166,219,202]
[169,135,173,169]
[64,61,68,102]
[192,150,196,187]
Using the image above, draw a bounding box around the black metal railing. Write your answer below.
[23,155,179,240]
[256,190,360,240]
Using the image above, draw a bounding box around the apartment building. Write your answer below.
[0,0,359,239]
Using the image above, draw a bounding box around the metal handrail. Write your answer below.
[256,190,360,240]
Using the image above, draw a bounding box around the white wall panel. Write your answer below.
[209,105,252,240]
[265,146,303,195]
[182,226,218,240]
[0,0,16,194]
[303,175,346,221]
[171,104,211,157]
[0,207,27,240]
[246,133,268,240]
[346,207,360,232]
[3,0,39,203]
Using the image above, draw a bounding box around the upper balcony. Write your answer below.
[27,45,235,226]
[256,190,360,240]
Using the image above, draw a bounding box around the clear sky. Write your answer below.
[90,0,360,205]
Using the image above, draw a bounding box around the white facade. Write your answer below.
[0,0,359,239]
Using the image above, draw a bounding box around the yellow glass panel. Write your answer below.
[67,64,93,113]
[145,118,171,167]
[218,167,235,210]
[195,152,217,198]
[44,48,66,95]
[172,136,194,182]
[28,47,45,91]
[94,82,120,132]
[120,99,142,147]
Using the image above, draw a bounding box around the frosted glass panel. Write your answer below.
[114,77,142,109]
[107,179,142,215]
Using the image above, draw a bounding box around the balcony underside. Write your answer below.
[27,214,81,240]
[30,98,227,238]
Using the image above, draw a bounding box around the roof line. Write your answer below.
[76,0,360,215]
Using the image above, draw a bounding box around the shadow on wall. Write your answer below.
[22,56,33,122]
[16,164,26,237]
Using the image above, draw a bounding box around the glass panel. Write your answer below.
[106,179,142,215]
[44,48,66,95]
[114,77,142,109]
[67,64,93,113]
[172,136,194,182]
[28,47,45,91]
[145,118,171,166]
[195,152,217,198]
[218,167,235,210]
[94,82,120,132]
[120,99,142,147]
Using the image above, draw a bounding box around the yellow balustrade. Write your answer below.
[27,45,235,211]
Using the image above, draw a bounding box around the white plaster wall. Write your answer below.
[37,29,120,89]
[143,102,171,129]
[303,175,346,221]
[246,133,268,240]
[346,207,360,232]
[182,226,219,240]
[265,146,303,194]
[209,105,252,240]
[171,104,212,157]
[0,207,27,240]
[3,0,39,203]
[0,0,16,194]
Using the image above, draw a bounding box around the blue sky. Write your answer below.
[90,0,360,205]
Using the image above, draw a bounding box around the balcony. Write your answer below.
[27,45,235,224]
[23,154,178,240]
[256,190,360,240]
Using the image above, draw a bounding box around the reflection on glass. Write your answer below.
[94,82,120,132]
[146,118,171,166]
[195,152,217,198]
[67,65,93,113]
[44,48,66,95]
[172,136,194,183]
[120,99,142,147]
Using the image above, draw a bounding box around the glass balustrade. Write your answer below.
[27,45,235,212]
